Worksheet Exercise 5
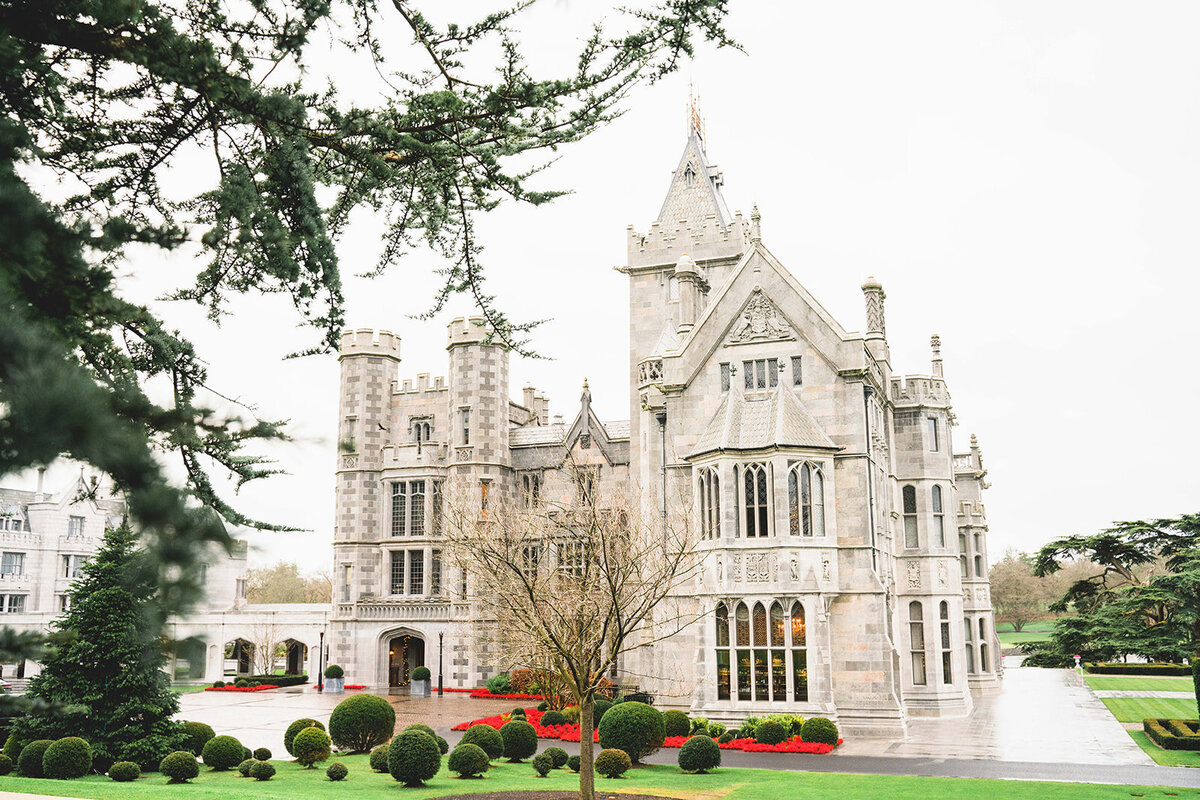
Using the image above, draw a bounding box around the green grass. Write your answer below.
[0,753,1194,800]
[1128,730,1200,768]
[1101,697,1200,723]
[170,685,210,695]
[995,621,1053,647]
[1084,675,1196,692]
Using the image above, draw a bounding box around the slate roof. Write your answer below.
[509,419,630,447]
[690,383,839,457]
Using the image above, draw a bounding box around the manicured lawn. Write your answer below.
[170,685,210,695]
[996,621,1053,647]
[1084,675,1196,693]
[1128,730,1200,768]
[0,753,1193,800]
[1101,697,1200,723]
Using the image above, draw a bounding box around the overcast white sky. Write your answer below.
[20,1,1200,573]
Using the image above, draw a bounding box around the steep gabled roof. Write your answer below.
[656,131,731,231]
[689,382,839,459]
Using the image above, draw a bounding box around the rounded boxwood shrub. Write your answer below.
[284,718,324,755]
[43,736,92,779]
[324,664,344,679]
[717,731,735,744]
[594,747,631,778]
[800,717,839,746]
[369,742,390,772]
[510,707,526,717]
[386,731,440,786]
[119,737,176,773]
[234,678,249,688]
[252,747,271,761]
[435,734,449,755]
[543,746,568,768]
[567,754,581,772]
[0,754,13,776]
[539,710,567,727]
[499,720,537,762]
[597,701,665,763]
[212,680,225,688]
[201,735,244,770]
[237,758,256,777]
[18,739,52,777]
[754,720,787,745]
[329,693,396,753]
[447,742,489,778]
[678,734,721,773]
[532,752,553,776]
[327,761,348,781]
[182,721,215,755]
[411,666,431,681]
[293,726,332,767]
[159,751,200,783]
[2,736,22,762]
[460,724,504,760]
[241,746,252,762]
[108,761,139,782]
[536,701,549,712]
[594,698,613,723]
[707,722,727,738]
[403,723,436,739]
[249,760,276,781]
[662,710,691,738]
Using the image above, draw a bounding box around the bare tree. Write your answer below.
[442,462,698,800]
[248,620,282,676]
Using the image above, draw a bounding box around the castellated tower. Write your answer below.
[447,316,511,476]
[332,329,401,669]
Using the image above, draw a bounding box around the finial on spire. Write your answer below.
[687,82,705,142]
[930,333,943,378]
[750,204,761,242]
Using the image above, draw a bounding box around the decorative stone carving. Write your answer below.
[936,561,948,587]
[637,358,664,386]
[906,561,921,589]
[821,558,832,582]
[726,290,795,344]
[789,557,799,582]
[455,447,472,460]
[341,453,358,469]
[716,555,723,582]
[731,553,742,581]
[746,552,769,582]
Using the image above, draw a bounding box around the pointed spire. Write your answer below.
[861,277,886,339]
[580,378,591,415]
[750,204,761,243]
[687,82,705,143]
[931,333,943,378]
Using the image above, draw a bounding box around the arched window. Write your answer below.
[715,603,730,700]
[902,485,918,548]
[698,467,721,539]
[931,485,945,547]
[735,603,751,700]
[959,533,969,578]
[791,601,808,701]
[964,618,975,674]
[974,554,984,577]
[742,463,769,538]
[939,601,952,684]
[980,643,990,672]
[752,603,769,700]
[788,463,825,537]
[909,601,927,685]
[769,601,787,700]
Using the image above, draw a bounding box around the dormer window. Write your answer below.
[684,162,696,186]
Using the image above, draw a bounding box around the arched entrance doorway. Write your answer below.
[282,639,308,675]
[388,635,425,687]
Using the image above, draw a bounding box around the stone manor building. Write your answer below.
[331,121,1001,737]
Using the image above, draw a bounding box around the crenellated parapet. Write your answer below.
[891,375,952,408]
[339,328,401,360]
[626,212,750,269]
[396,373,447,394]
[446,316,497,349]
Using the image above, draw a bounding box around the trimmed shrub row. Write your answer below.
[1085,662,1192,676]
[1143,718,1200,751]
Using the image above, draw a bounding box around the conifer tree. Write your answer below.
[9,524,186,770]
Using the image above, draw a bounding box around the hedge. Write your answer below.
[1143,718,1200,751]
[1085,662,1192,676]
[329,694,396,752]
[243,673,309,687]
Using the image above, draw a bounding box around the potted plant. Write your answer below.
[410,665,431,697]
[324,664,345,694]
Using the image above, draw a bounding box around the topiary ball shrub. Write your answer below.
[754,720,787,745]
[447,743,489,778]
[159,751,200,783]
[324,664,344,680]
[212,680,225,688]
[0,754,13,776]
[369,743,390,772]
[717,731,735,744]
[598,701,665,764]
[234,679,249,688]
[284,718,325,756]
[510,707,526,717]
[249,760,276,781]
[242,747,252,762]
[182,721,216,755]
[108,761,139,782]
[594,748,632,778]
[543,746,568,769]
[43,736,93,779]
[329,693,396,753]
[435,735,449,755]
[386,731,440,787]
[536,702,549,712]
[201,735,244,771]
[539,710,567,727]
[237,758,256,777]
[252,747,271,761]
[594,698,613,724]
[460,724,504,760]
[800,717,839,746]
[18,739,53,777]
[499,720,537,762]
[707,722,727,738]
[678,734,721,773]
[662,710,691,738]
[567,754,581,773]
[293,727,332,768]
[532,752,553,777]
[403,723,436,739]
[411,666,431,681]
[327,761,348,781]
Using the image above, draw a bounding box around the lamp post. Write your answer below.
[437,632,444,696]
[317,630,325,692]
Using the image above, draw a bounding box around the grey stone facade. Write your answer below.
[332,123,1001,737]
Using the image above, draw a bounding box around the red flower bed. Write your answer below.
[468,689,544,700]
[718,737,841,754]
[205,684,277,692]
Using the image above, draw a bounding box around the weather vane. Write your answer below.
[688,82,705,142]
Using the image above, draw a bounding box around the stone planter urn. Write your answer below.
[410,678,430,697]
[325,677,344,694]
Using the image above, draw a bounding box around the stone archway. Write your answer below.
[387,634,425,687]
[282,639,308,675]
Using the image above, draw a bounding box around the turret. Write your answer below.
[931,334,944,378]
[674,253,700,334]
[337,329,402,469]
[446,316,510,466]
